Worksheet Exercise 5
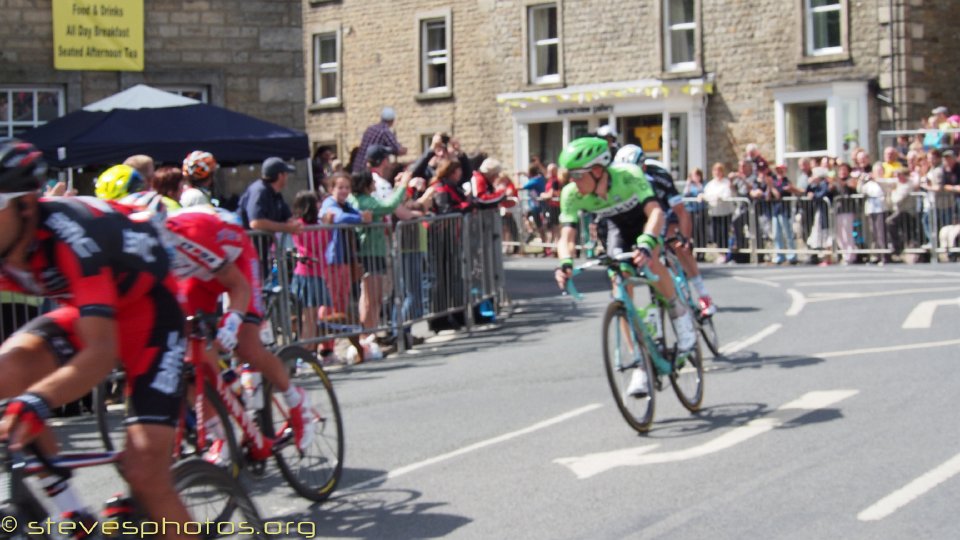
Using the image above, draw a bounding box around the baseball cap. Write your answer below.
[365,144,391,165]
[943,149,956,158]
[381,107,396,121]
[932,106,948,116]
[262,157,295,180]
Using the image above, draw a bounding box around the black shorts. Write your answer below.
[358,255,389,276]
[15,287,185,428]
[604,218,650,256]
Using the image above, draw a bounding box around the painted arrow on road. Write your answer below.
[554,389,858,479]
[901,297,960,329]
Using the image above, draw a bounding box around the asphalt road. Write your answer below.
[58,259,960,539]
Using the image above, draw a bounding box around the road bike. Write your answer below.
[95,315,344,503]
[0,439,266,539]
[566,252,705,433]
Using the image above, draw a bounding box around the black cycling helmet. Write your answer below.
[0,140,46,193]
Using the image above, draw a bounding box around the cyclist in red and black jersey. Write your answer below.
[0,141,196,540]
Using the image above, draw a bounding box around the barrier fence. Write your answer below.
[502,191,960,265]
[0,210,508,356]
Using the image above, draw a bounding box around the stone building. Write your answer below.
[303,0,959,180]
[1,0,305,196]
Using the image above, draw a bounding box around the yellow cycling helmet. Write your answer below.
[95,164,145,200]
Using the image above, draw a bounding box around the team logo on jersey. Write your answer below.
[45,212,101,258]
[593,195,641,220]
[122,229,160,263]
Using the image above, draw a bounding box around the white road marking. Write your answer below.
[732,276,780,288]
[346,404,603,491]
[814,338,960,359]
[858,452,960,521]
[805,286,960,302]
[794,279,945,287]
[901,297,960,329]
[554,390,858,479]
[706,338,960,372]
[785,288,806,316]
[718,323,782,355]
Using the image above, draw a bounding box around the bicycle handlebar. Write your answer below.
[562,253,659,301]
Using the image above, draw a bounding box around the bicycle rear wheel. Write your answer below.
[662,313,705,412]
[262,345,344,502]
[94,370,127,452]
[172,458,266,538]
[698,314,720,357]
[602,302,656,433]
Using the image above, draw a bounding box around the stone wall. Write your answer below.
[1,0,306,196]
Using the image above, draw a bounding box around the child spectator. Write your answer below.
[291,190,335,361]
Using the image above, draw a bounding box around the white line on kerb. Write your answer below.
[718,323,783,356]
[858,452,960,521]
[346,403,603,491]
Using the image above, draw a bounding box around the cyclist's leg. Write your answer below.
[120,287,196,539]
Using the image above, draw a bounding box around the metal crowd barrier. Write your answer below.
[0,210,508,359]
[279,210,507,355]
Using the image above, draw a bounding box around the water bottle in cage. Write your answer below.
[240,365,264,411]
[644,306,663,341]
[221,367,243,398]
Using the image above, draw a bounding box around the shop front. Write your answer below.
[497,78,712,182]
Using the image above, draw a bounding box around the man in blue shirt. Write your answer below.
[239,157,302,235]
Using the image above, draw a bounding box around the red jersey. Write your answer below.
[0,197,174,318]
[164,207,250,282]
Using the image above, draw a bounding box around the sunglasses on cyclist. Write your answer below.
[569,169,594,181]
[0,191,35,211]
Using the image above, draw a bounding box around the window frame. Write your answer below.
[662,0,698,73]
[311,28,342,107]
[803,0,847,58]
[416,9,453,99]
[0,87,65,141]
[524,2,562,86]
[773,82,869,168]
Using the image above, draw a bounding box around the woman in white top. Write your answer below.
[702,162,734,263]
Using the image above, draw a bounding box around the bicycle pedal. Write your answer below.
[654,376,664,392]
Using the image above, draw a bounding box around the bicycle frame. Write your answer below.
[179,318,287,464]
[568,255,674,376]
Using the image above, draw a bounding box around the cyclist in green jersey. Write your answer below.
[553,138,697,386]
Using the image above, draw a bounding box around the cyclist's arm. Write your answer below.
[27,315,117,408]
[642,201,665,240]
[557,225,578,261]
[214,262,252,319]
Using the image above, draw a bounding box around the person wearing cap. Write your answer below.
[237,157,302,235]
[365,144,396,202]
[471,157,507,207]
[353,107,408,174]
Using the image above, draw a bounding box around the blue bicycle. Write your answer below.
[567,253,704,433]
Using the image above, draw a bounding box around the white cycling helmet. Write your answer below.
[613,144,646,166]
[596,125,619,139]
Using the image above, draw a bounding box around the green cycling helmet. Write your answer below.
[557,137,612,171]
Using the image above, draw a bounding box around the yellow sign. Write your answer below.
[52,0,144,71]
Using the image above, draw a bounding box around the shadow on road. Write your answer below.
[647,399,845,440]
[264,468,471,539]
[709,352,825,373]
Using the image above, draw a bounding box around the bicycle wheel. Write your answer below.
[171,458,266,539]
[262,345,344,502]
[184,381,243,479]
[662,312,705,412]
[698,314,720,357]
[602,302,656,433]
[94,371,127,452]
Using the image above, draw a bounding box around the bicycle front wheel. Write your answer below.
[698,314,720,357]
[172,458,266,539]
[663,315,705,412]
[262,345,344,502]
[602,302,656,433]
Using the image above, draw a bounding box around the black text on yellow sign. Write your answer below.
[52,0,144,72]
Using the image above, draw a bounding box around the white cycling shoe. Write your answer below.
[673,312,697,352]
[626,369,649,397]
